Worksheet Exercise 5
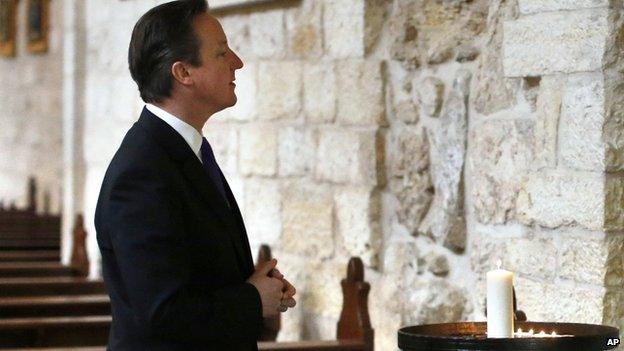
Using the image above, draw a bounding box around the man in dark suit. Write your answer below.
[94,1,296,350]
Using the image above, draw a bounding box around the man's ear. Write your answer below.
[171,61,193,86]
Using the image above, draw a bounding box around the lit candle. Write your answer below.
[487,263,514,338]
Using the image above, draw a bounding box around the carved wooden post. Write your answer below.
[256,244,280,341]
[70,214,89,277]
[337,257,374,350]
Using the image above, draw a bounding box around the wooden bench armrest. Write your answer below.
[259,339,366,351]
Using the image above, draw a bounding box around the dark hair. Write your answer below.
[128,0,208,103]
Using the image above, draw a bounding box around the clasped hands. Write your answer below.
[247,258,297,318]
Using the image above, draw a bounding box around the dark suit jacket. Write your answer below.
[95,108,262,350]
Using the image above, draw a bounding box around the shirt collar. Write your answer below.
[145,104,203,162]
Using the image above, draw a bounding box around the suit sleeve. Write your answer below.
[103,161,263,343]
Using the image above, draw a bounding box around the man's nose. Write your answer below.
[231,50,244,69]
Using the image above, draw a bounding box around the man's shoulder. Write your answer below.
[105,123,174,182]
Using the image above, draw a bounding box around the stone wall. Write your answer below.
[0,0,64,213]
[70,0,624,350]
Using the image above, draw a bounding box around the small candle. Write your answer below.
[487,265,514,338]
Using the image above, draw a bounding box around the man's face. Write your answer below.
[187,14,243,113]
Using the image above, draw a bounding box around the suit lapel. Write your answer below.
[180,158,249,272]
[137,108,250,273]
[219,170,254,275]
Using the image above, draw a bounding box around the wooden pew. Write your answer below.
[0,210,373,350]
[0,251,59,263]
[0,178,61,251]
[0,256,373,350]
[258,257,373,351]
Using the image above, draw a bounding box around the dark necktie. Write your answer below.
[200,137,229,206]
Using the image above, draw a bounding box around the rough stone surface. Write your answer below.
[605,175,624,232]
[278,127,315,177]
[516,170,604,230]
[249,9,286,59]
[226,63,257,122]
[391,128,433,236]
[244,178,281,246]
[514,276,605,324]
[239,124,278,176]
[417,77,444,118]
[301,259,343,317]
[404,278,469,324]
[285,0,323,58]
[303,62,336,124]
[455,44,480,62]
[316,129,381,186]
[388,0,488,67]
[507,237,557,280]
[336,59,385,126]
[426,252,450,276]
[473,0,520,115]
[323,0,365,58]
[419,71,470,252]
[335,187,381,268]
[471,119,534,224]
[518,0,609,15]
[257,61,302,120]
[280,182,334,260]
[503,9,609,77]
[203,123,238,175]
[559,73,606,171]
[534,76,563,169]
[394,100,420,125]
[559,232,624,287]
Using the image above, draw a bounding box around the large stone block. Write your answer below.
[203,123,238,175]
[387,0,488,67]
[334,187,381,268]
[239,124,278,177]
[249,9,286,59]
[323,0,365,58]
[278,127,315,177]
[323,0,384,59]
[316,129,382,186]
[257,61,302,120]
[285,0,323,58]
[336,59,385,126]
[391,127,432,237]
[280,181,334,260]
[516,170,604,230]
[503,9,609,77]
[404,278,469,324]
[534,76,563,169]
[227,63,257,122]
[470,119,534,224]
[244,178,281,247]
[507,237,557,281]
[303,62,336,124]
[518,0,608,15]
[558,232,624,287]
[301,259,344,318]
[419,71,470,252]
[559,73,605,171]
[514,276,605,324]
[473,0,520,115]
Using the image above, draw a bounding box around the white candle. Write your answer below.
[487,267,514,338]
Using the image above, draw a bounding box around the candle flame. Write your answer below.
[496,260,502,270]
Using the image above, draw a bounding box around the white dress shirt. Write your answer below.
[145,104,203,164]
